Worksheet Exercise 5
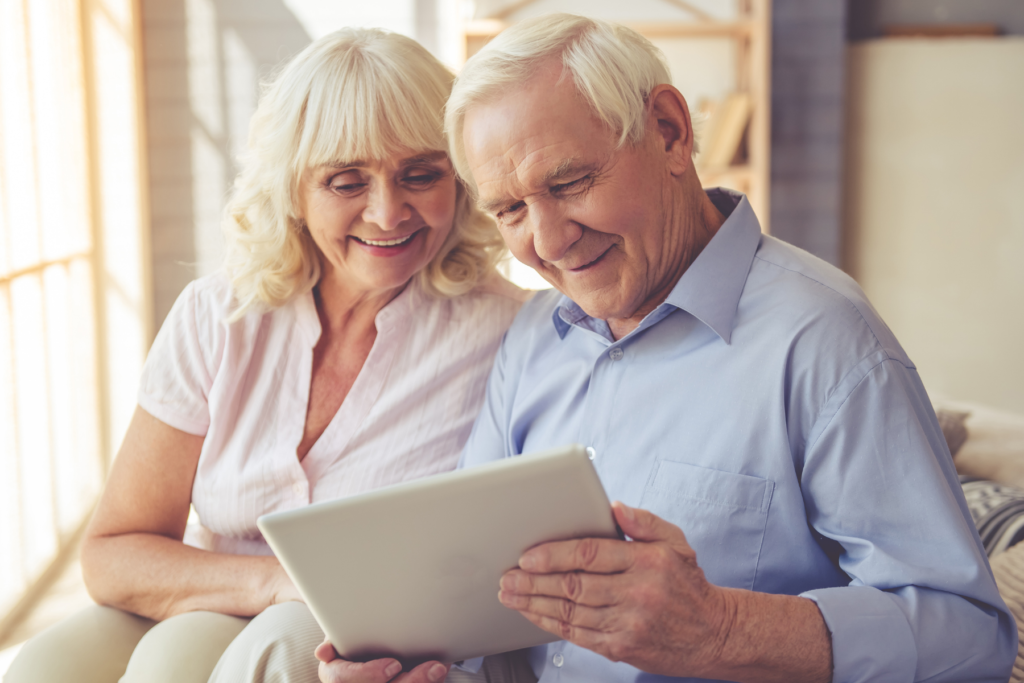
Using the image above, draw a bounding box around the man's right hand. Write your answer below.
[315,639,450,683]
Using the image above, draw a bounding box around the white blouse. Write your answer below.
[138,273,527,555]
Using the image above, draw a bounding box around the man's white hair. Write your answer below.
[446,13,694,194]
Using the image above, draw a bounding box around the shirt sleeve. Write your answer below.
[799,352,1016,683]
[137,280,222,436]
[458,329,515,469]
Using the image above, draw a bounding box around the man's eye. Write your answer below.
[552,176,590,194]
[497,201,526,219]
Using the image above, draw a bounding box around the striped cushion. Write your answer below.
[960,475,1024,557]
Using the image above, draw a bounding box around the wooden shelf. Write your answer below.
[464,19,756,39]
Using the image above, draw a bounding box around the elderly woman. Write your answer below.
[7,27,525,683]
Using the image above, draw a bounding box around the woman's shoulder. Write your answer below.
[447,273,533,324]
[407,273,530,338]
[183,271,308,323]
[472,272,533,305]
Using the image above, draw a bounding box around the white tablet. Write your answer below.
[257,443,619,667]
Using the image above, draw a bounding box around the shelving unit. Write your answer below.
[457,0,772,232]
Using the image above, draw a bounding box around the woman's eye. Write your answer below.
[327,172,366,194]
[402,171,441,187]
[330,182,365,192]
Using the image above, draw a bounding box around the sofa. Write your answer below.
[935,399,1024,682]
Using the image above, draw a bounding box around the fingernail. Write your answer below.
[619,502,635,522]
[384,661,402,678]
[428,663,447,682]
[520,554,536,571]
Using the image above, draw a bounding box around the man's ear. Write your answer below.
[648,84,694,176]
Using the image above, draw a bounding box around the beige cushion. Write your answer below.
[934,398,1024,490]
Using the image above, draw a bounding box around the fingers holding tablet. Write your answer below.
[315,639,450,683]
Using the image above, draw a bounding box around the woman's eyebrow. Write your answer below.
[400,151,449,165]
[322,160,366,169]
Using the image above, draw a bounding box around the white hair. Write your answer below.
[223,27,504,319]
[446,13,696,193]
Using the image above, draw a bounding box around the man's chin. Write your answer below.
[568,294,630,323]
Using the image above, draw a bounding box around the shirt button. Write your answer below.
[552,653,564,667]
[585,447,596,461]
[292,482,304,495]
[608,347,623,361]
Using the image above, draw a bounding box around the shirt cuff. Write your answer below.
[453,657,484,674]
[801,586,917,683]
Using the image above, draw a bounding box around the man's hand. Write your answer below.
[314,640,450,683]
[497,501,733,678]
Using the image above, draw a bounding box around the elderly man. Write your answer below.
[318,13,1015,683]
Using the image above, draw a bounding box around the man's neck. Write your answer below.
[606,186,727,340]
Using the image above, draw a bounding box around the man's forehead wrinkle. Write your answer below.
[474,150,522,213]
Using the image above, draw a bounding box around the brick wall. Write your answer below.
[769,0,846,266]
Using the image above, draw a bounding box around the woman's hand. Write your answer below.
[268,561,304,605]
[82,406,305,620]
[315,640,449,683]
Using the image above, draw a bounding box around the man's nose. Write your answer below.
[362,183,411,231]
[528,200,581,264]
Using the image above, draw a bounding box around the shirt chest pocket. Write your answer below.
[638,460,774,590]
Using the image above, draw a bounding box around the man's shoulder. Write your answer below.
[746,235,909,365]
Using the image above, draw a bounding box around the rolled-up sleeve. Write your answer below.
[800,352,1016,683]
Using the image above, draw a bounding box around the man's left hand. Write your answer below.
[498,501,735,678]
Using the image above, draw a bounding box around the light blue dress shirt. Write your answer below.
[459,190,1016,683]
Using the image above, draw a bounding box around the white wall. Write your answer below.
[845,38,1024,414]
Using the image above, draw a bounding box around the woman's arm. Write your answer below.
[81,406,300,621]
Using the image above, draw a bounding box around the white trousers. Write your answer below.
[5,602,536,683]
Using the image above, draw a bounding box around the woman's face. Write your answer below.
[298,149,457,299]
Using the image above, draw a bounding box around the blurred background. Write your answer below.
[1,0,1022,670]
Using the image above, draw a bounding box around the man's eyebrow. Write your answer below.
[542,159,598,184]
[479,159,600,214]
[480,195,513,215]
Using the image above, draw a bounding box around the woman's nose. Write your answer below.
[362,183,411,231]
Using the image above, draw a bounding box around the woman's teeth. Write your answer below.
[356,234,415,247]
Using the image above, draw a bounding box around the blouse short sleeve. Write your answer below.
[137,277,228,436]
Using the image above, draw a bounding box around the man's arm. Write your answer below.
[796,356,1015,682]
[499,501,832,683]
[498,356,1016,683]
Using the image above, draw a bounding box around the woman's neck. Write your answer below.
[313,269,409,337]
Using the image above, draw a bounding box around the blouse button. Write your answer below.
[552,653,564,667]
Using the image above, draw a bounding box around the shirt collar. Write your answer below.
[551,188,762,344]
[296,276,424,347]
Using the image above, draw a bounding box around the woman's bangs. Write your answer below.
[303,57,445,169]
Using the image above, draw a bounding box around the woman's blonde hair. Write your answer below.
[446,14,696,194]
[223,27,504,318]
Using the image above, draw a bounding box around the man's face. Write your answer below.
[462,65,685,325]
